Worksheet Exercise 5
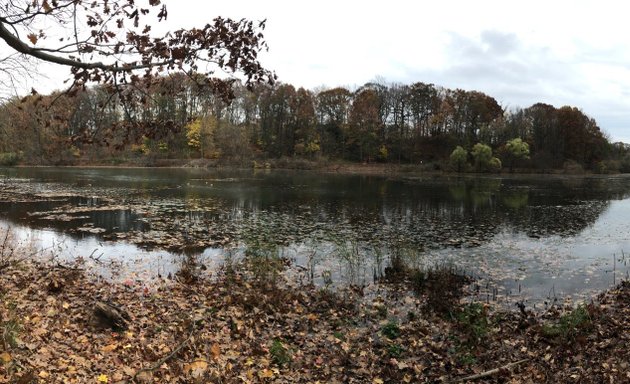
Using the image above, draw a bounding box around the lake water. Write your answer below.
[1,167,629,307]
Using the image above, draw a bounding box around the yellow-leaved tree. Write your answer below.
[186,117,218,158]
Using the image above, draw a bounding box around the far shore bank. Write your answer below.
[5,157,620,178]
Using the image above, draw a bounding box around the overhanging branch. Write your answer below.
[0,19,174,72]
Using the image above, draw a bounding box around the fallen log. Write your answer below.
[93,301,131,330]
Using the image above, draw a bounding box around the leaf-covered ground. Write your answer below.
[0,256,628,383]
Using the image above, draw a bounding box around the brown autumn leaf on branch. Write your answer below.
[27,33,38,45]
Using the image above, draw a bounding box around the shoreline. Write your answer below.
[6,159,623,179]
[0,255,628,383]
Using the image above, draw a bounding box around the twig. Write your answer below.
[452,359,529,382]
[88,247,105,263]
[132,328,195,381]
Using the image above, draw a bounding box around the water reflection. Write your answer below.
[501,190,528,210]
[0,169,628,250]
[1,168,630,304]
[0,195,149,235]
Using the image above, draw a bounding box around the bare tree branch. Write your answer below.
[0,19,175,72]
[0,0,275,102]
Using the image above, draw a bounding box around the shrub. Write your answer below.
[489,157,502,172]
[411,264,472,316]
[449,146,468,172]
[504,138,530,171]
[563,160,584,174]
[0,152,20,166]
[620,155,630,173]
[471,143,492,171]
[471,143,502,172]
[595,160,620,174]
[456,303,489,347]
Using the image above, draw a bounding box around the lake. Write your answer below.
[1,167,629,307]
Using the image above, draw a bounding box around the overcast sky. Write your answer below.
[182,0,630,142]
[8,0,630,142]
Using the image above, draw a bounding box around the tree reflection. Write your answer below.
[0,171,628,254]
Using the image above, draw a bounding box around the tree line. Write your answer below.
[0,74,628,172]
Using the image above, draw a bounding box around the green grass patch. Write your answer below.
[333,331,346,341]
[270,339,292,366]
[456,303,490,347]
[381,320,401,340]
[387,343,405,358]
[541,305,592,343]
[1,300,21,349]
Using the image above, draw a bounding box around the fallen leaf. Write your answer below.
[97,374,109,383]
[210,343,221,359]
[32,327,47,337]
[259,369,274,379]
[101,344,118,353]
[122,366,136,377]
[0,352,11,363]
[135,371,152,382]
[184,360,208,378]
